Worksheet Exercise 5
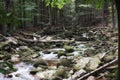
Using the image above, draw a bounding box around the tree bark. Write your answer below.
[114,0,119,80]
[33,0,38,27]
[103,1,109,26]
[111,0,115,28]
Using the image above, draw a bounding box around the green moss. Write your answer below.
[57,51,67,57]
[64,45,74,53]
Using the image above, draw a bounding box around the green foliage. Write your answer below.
[0,0,38,28]
[14,0,38,22]
[0,8,19,27]
[42,0,71,9]
[85,0,110,9]
[24,1,36,11]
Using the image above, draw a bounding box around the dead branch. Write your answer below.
[18,31,41,38]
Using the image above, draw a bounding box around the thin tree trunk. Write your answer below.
[103,1,109,26]
[19,0,22,28]
[21,0,26,28]
[111,0,115,28]
[33,0,38,27]
[2,0,8,34]
[48,6,52,25]
[7,0,14,33]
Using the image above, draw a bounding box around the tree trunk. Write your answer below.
[1,0,8,34]
[111,0,115,28]
[33,0,38,27]
[114,0,119,80]
[20,0,26,28]
[103,1,109,26]
[7,0,14,33]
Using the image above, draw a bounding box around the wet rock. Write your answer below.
[71,51,81,56]
[6,74,13,78]
[46,60,59,66]
[32,46,42,51]
[48,66,57,70]
[39,52,58,60]
[84,49,95,56]
[74,57,90,70]
[10,55,20,63]
[86,57,101,70]
[0,42,13,52]
[42,51,51,54]
[59,58,73,67]
[55,43,64,47]
[106,32,112,37]
[54,67,67,78]
[45,36,53,41]
[111,37,118,42]
[59,56,67,59]
[35,70,56,79]
[67,69,86,80]
[103,54,115,62]
[3,53,11,60]
[30,67,44,75]
[47,48,65,52]
[30,70,38,75]
[87,76,96,80]
[8,62,37,80]
[31,53,40,58]
[33,59,48,67]
[0,54,4,60]
[57,51,67,58]
[17,46,29,51]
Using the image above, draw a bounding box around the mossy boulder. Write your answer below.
[64,45,74,53]
[33,59,48,67]
[58,58,73,67]
[57,51,67,57]
[54,67,68,78]
[84,49,95,56]
[31,53,40,58]
[30,67,44,75]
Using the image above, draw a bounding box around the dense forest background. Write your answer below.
[0,0,118,34]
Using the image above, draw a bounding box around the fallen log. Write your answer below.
[15,36,75,43]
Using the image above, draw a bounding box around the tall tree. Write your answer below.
[114,0,119,80]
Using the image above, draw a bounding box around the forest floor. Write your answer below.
[0,26,118,80]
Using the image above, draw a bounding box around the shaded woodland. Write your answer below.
[0,0,119,80]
